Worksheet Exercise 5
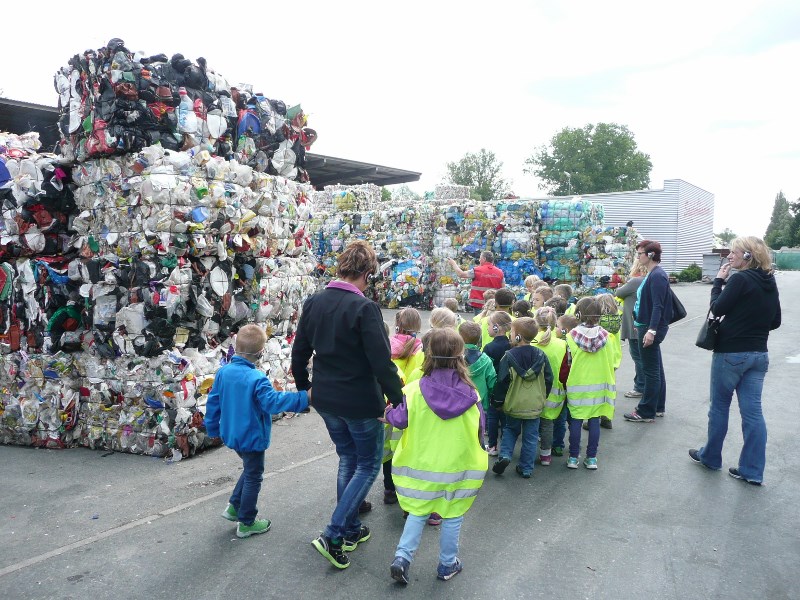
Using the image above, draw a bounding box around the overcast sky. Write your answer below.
[3,0,798,236]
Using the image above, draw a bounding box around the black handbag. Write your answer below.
[669,288,687,324]
[695,310,720,350]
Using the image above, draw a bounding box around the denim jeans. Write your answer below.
[635,326,667,418]
[486,404,505,448]
[317,410,383,540]
[552,403,568,450]
[698,352,769,482]
[628,336,645,393]
[395,513,464,566]
[230,450,265,525]
[569,417,600,458]
[500,416,540,474]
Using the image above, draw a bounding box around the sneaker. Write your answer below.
[624,410,654,423]
[236,519,271,538]
[390,556,410,584]
[437,558,463,581]
[486,445,499,456]
[427,512,443,526]
[221,503,238,522]
[566,457,579,469]
[312,535,350,569]
[728,468,762,486]
[538,455,552,466]
[383,490,398,504]
[655,412,665,417]
[583,457,598,470]
[552,446,564,457]
[342,525,370,551]
[624,390,643,398]
[358,500,373,514]
[515,465,531,478]
[492,456,511,475]
[600,416,613,430]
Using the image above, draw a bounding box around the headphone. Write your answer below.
[743,251,752,261]
[647,251,655,258]
[492,324,499,333]
[514,334,522,343]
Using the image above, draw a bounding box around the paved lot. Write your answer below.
[1,274,798,600]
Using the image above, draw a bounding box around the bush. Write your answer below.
[675,263,702,282]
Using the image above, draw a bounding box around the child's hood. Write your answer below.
[507,345,548,380]
[464,345,482,366]
[570,325,609,353]
[419,369,480,420]
[390,333,422,358]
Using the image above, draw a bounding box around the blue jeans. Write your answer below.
[635,326,667,418]
[569,417,600,458]
[628,336,645,392]
[230,450,265,525]
[552,403,568,450]
[698,352,769,482]
[486,404,505,448]
[318,410,384,540]
[500,416,540,474]
[395,513,464,566]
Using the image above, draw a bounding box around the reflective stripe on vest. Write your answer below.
[568,383,616,393]
[394,485,481,501]
[393,465,487,484]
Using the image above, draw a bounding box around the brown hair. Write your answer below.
[531,280,550,291]
[394,307,423,359]
[574,297,601,326]
[534,287,553,302]
[534,306,558,346]
[495,288,516,309]
[524,275,541,288]
[637,239,662,263]
[488,310,513,334]
[236,324,266,355]
[476,297,496,320]
[512,299,533,318]
[337,240,378,279]
[442,298,459,313]
[421,328,475,390]
[458,321,482,345]
[511,317,538,344]
[553,284,573,300]
[544,296,567,316]
[558,314,579,333]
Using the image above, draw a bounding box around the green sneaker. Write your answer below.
[221,504,238,522]
[552,446,564,457]
[236,519,271,538]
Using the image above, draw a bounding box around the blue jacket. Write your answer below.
[634,265,672,333]
[204,356,308,452]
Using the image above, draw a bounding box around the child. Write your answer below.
[442,298,464,328]
[530,285,552,309]
[552,314,578,456]
[494,288,517,316]
[533,307,569,466]
[386,328,488,584]
[565,298,616,469]
[483,311,513,456]
[596,294,622,371]
[205,324,310,538]
[386,310,425,505]
[544,296,568,317]
[512,299,533,319]
[459,321,497,415]
[523,275,541,302]
[430,306,458,330]
[472,290,497,323]
[554,284,576,315]
[491,317,553,478]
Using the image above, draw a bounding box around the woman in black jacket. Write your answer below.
[689,237,781,485]
[292,241,403,569]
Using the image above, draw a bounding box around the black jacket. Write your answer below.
[291,286,403,418]
[484,336,511,374]
[711,269,781,353]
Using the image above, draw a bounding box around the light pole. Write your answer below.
[563,171,572,196]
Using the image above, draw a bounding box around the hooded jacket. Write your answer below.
[711,268,781,353]
[493,345,553,419]
[464,344,497,409]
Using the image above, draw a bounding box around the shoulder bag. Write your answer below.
[669,288,687,324]
[695,309,720,350]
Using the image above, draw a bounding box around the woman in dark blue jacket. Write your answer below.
[624,240,673,423]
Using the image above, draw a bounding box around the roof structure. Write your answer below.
[0,98,421,188]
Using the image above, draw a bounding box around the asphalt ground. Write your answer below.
[1,273,798,600]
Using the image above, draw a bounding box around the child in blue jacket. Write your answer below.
[205,324,310,538]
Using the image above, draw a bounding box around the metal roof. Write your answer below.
[0,98,421,188]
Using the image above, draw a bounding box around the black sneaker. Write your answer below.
[688,448,702,464]
[342,525,371,551]
[312,535,350,569]
[600,416,613,430]
[358,500,372,514]
[492,457,511,475]
[390,556,410,584]
[728,468,762,486]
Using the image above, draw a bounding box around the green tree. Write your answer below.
[380,187,392,202]
[524,123,652,195]
[445,149,509,201]
[764,191,794,249]
[716,228,737,244]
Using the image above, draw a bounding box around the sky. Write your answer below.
[2,0,799,237]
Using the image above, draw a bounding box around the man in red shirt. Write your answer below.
[448,252,505,313]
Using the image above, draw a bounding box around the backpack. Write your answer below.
[503,363,547,419]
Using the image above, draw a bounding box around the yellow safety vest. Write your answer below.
[534,336,567,420]
[392,352,424,384]
[565,336,616,420]
[392,380,488,519]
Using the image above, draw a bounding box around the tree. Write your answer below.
[524,123,652,195]
[764,191,794,249]
[445,149,509,201]
[380,187,392,202]
[716,228,737,244]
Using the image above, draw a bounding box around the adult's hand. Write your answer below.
[716,262,732,281]
[642,330,655,348]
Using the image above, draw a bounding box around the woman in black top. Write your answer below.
[689,236,781,485]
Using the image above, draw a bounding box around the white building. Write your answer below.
[570,179,714,273]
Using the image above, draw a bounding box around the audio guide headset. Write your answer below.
[647,251,655,258]
[514,333,522,343]
[743,251,752,261]
[492,324,499,333]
